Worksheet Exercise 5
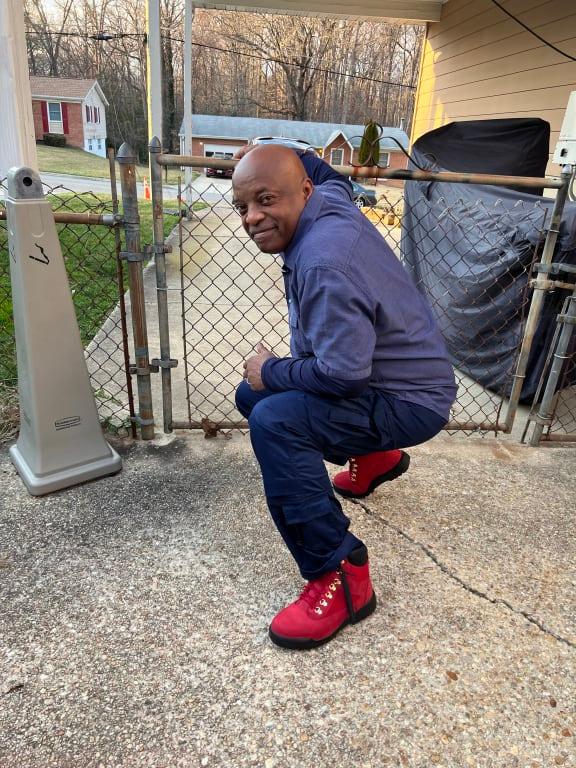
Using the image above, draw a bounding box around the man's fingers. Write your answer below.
[256,342,267,353]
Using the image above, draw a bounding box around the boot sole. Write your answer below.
[333,451,410,500]
[268,591,377,650]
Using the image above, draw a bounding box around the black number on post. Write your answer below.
[29,244,50,265]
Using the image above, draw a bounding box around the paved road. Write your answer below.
[1,172,233,205]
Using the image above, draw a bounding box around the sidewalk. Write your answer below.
[1,430,574,767]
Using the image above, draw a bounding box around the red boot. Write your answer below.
[332,450,410,499]
[269,547,377,650]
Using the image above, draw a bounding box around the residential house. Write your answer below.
[410,0,576,174]
[196,0,575,172]
[30,76,109,158]
[179,114,409,180]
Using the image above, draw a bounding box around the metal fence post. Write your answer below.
[149,136,176,433]
[108,148,137,439]
[117,143,155,440]
[504,166,573,433]
[528,289,576,445]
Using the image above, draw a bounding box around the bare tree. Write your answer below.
[24,0,423,159]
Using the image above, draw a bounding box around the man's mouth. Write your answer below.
[250,227,276,242]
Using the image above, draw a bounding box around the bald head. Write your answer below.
[234,144,308,187]
[232,145,314,253]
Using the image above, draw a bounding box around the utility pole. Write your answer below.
[0,0,38,177]
[146,0,163,145]
[184,0,194,212]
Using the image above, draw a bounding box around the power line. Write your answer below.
[175,37,416,90]
[26,28,416,90]
[489,0,576,62]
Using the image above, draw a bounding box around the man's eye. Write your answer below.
[234,204,247,215]
[259,196,274,205]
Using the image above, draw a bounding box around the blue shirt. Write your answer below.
[262,155,457,419]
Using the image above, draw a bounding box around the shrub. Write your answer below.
[43,133,67,148]
[358,121,381,166]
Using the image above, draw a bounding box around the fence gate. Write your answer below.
[129,143,572,439]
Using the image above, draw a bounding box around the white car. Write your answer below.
[249,137,319,155]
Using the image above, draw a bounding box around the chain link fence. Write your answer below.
[0,169,135,442]
[146,149,563,436]
[2,144,573,445]
[546,354,576,440]
[523,288,576,444]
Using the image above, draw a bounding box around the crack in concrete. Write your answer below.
[354,499,576,651]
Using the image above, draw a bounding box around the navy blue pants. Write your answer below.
[236,381,446,580]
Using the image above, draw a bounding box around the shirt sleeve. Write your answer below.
[299,153,354,203]
[298,266,376,381]
[261,355,370,398]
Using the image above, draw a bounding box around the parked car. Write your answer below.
[205,152,234,178]
[246,138,377,208]
[249,136,319,155]
[350,180,377,208]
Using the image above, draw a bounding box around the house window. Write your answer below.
[48,101,63,133]
[97,139,102,150]
[48,102,61,122]
[86,105,90,122]
[379,151,390,167]
[88,140,93,151]
[330,148,344,165]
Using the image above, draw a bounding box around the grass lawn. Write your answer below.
[36,144,198,186]
[0,193,206,387]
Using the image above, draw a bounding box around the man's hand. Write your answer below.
[243,342,276,390]
[233,144,256,161]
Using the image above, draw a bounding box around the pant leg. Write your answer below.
[247,390,378,580]
[240,382,446,580]
[235,380,276,419]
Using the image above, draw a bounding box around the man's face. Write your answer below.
[232,163,313,253]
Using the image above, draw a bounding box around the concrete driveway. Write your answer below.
[0,430,574,767]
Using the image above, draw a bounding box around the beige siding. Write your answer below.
[411,0,576,171]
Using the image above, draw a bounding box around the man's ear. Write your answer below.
[303,177,314,202]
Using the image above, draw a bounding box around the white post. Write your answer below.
[0,0,38,177]
[184,0,194,211]
[146,0,163,145]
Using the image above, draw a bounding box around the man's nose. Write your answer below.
[244,205,265,226]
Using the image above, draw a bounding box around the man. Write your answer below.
[232,144,456,650]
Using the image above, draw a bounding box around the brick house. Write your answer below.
[30,76,109,158]
[178,115,409,182]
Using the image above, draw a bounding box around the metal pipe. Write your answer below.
[108,148,137,440]
[156,154,565,189]
[0,209,119,226]
[150,135,174,433]
[537,432,576,443]
[529,291,576,446]
[504,166,573,433]
[117,142,155,440]
[170,419,498,433]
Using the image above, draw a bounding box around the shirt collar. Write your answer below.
[282,188,323,267]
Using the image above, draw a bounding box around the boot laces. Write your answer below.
[298,572,342,616]
[349,457,358,483]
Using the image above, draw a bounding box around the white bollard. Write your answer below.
[6,167,122,495]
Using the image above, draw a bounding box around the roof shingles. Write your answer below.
[179,114,408,150]
[29,76,99,101]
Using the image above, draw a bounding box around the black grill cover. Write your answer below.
[401,119,576,402]
[413,118,550,196]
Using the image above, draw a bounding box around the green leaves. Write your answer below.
[358,121,381,166]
